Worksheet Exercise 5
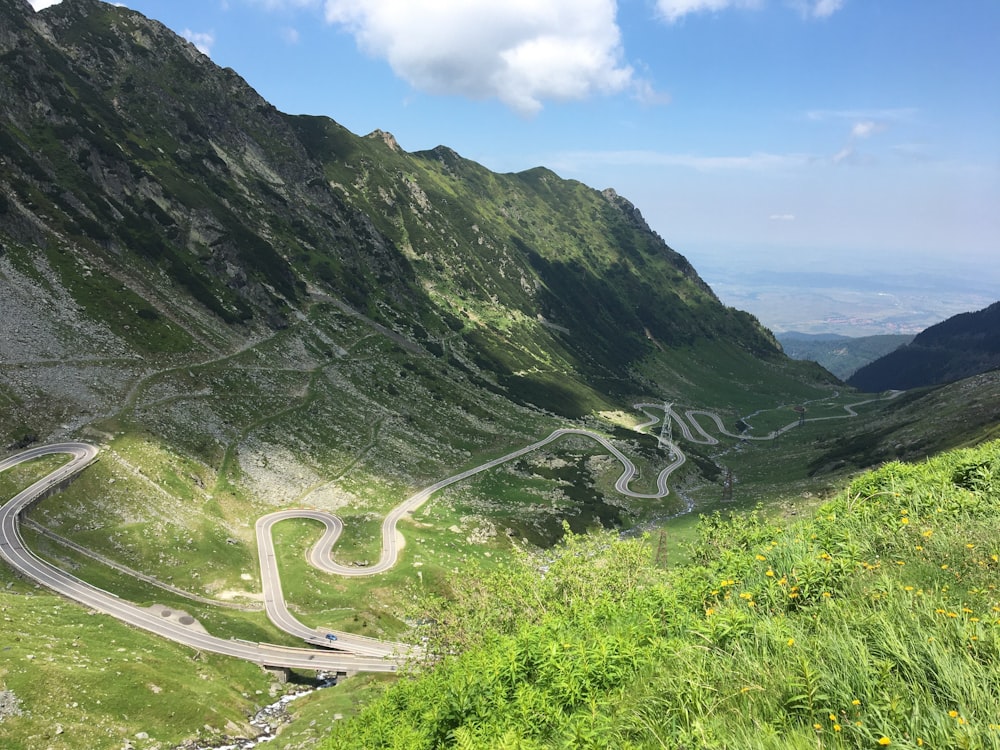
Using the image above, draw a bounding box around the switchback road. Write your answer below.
[1,394,896,671]
[0,444,403,672]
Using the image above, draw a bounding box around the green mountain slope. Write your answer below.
[0,0,798,428]
[848,302,1000,391]
[323,439,1000,749]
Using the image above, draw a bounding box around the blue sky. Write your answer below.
[30,1,1000,309]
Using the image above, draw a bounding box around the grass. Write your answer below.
[0,571,281,750]
[0,462,298,750]
[267,519,409,640]
[321,439,1000,750]
[5,343,994,749]
[19,525,301,648]
[0,454,67,498]
[268,673,399,750]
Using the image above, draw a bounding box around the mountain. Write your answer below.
[0,2,932,747]
[0,0,820,442]
[777,331,913,380]
[847,302,1000,392]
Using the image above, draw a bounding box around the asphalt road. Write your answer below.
[252,427,686,650]
[1,395,896,672]
[281,427,687,580]
[0,444,402,672]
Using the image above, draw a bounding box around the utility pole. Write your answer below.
[660,402,674,457]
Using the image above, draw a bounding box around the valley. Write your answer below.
[1,2,997,748]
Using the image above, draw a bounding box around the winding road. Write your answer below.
[1,394,895,672]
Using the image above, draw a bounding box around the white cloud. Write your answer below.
[29,0,63,10]
[832,146,854,164]
[769,213,796,221]
[657,0,842,22]
[322,0,635,115]
[248,0,322,8]
[656,0,759,23]
[810,0,844,18]
[281,27,301,44]
[806,107,917,123]
[808,109,903,165]
[182,29,216,56]
[789,0,845,18]
[633,79,672,107]
[851,120,886,139]
[828,118,887,164]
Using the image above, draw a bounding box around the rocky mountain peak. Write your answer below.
[367,128,400,151]
[601,187,651,233]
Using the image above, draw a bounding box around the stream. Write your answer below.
[172,673,338,750]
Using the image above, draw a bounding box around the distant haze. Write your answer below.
[694,247,998,336]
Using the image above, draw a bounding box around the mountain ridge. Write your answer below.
[1,0,795,431]
[847,301,1000,391]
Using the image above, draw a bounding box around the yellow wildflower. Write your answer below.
[878,737,891,746]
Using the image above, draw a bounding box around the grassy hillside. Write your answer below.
[323,439,1000,749]
[809,370,1000,475]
